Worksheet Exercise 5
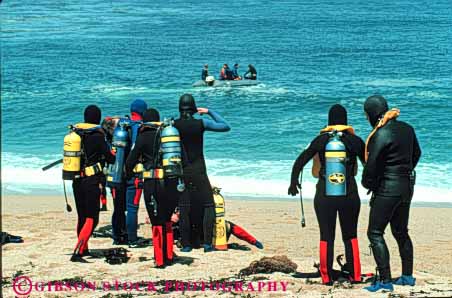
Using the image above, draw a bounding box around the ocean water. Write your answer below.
[2,0,451,202]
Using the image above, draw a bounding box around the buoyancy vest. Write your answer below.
[365,108,400,162]
[311,125,355,178]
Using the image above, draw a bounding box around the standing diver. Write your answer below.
[288,104,365,285]
[202,64,209,81]
[71,105,115,262]
[174,94,230,252]
[108,99,148,247]
[125,108,179,268]
[244,64,257,80]
[362,95,421,292]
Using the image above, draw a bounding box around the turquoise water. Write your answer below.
[2,0,451,201]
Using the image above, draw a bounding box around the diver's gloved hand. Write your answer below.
[197,107,209,114]
[288,183,301,196]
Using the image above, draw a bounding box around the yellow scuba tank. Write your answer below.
[212,186,228,250]
[62,123,99,180]
[63,131,82,180]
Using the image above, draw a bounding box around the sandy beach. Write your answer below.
[2,194,452,298]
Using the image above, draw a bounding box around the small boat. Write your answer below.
[192,76,260,88]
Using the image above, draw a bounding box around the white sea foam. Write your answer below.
[90,84,187,96]
[1,153,451,203]
[407,90,448,99]
[196,84,294,97]
[209,175,451,203]
[350,78,441,88]
[91,84,151,94]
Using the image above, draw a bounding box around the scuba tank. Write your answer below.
[63,123,100,180]
[63,129,82,180]
[325,131,347,196]
[106,119,130,186]
[212,187,227,250]
[161,119,185,192]
[62,123,100,212]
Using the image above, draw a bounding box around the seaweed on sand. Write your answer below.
[239,255,298,276]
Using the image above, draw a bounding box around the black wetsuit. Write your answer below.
[225,68,234,80]
[363,119,421,282]
[290,130,365,284]
[244,65,257,80]
[125,124,179,266]
[174,110,230,248]
[202,69,208,81]
[73,129,115,256]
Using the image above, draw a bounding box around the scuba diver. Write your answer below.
[288,104,365,285]
[174,94,230,252]
[70,105,115,262]
[107,99,148,248]
[171,209,263,250]
[219,64,234,80]
[362,95,421,292]
[219,64,227,80]
[232,63,241,80]
[244,64,257,80]
[102,116,128,244]
[201,64,209,81]
[125,108,180,268]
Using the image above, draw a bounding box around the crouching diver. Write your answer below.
[362,95,421,292]
[288,104,365,285]
[174,94,231,253]
[68,105,115,262]
[171,210,264,249]
[125,108,180,268]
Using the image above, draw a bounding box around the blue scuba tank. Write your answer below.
[325,132,347,196]
[106,119,129,186]
[161,119,185,192]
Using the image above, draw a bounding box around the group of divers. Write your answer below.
[58,93,420,293]
[192,64,258,87]
[203,63,257,81]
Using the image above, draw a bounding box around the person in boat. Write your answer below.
[244,64,257,80]
[232,63,241,80]
[201,64,209,81]
[219,64,227,80]
[219,64,234,80]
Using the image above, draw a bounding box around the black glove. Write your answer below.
[288,183,301,196]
